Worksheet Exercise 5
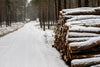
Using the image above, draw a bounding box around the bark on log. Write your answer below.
[70,37,100,51]
[71,57,100,67]
[62,9,100,15]
[69,26,100,34]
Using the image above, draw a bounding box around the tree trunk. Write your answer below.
[98,0,100,6]
[84,0,89,7]
[42,1,45,31]
[78,0,81,7]
[55,0,58,22]
[64,0,66,9]
[58,0,61,19]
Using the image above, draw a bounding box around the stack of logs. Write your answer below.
[53,7,100,67]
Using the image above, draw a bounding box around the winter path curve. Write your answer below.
[0,21,68,67]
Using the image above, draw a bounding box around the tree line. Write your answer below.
[0,0,27,27]
[30,0,100,31]
[30,0,55,31]
[55,0,100,21]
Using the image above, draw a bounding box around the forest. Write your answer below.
[0,0,100,67]
[0,0,27,26]
[30,0,100,30]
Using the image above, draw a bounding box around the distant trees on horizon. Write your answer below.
[30,0,100,30]
[0,0,27,27]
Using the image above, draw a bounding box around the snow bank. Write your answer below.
[0,22,24,37]
[44,30,55,46]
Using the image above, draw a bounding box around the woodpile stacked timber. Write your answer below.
[54,7,100,67]
[53,18,68,55]
[53,12,72,65]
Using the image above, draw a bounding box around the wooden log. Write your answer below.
[70,37,100,51]
[54,7,100,67]
[65,11,100,15]
[61,8,100,15]
[64,15,100,22]
[68,37,90,42]
[71,57,100,67]
[82,24,100,27]
[72,46,100,59]
[68,32,99,38]
[72,55,93,59]
[65,19,100,27]
[69,25,100,34]
[72,46,100,54]
[91,64,100,67]
[72,53,100,60]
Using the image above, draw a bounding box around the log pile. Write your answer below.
[53,7,100,67]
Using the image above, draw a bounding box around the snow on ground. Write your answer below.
[0,22,24,37]
[44,30,55,46]
[0,21,68,67]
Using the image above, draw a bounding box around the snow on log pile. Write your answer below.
[0,22,24,37]
[60,7,100,15]
[71,57,100,67]
[54,7,100,67]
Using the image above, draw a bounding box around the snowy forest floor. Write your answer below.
[0,21,68,67]
[0,22,24,37]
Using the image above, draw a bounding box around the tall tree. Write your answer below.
[78,0,81,7]
[0,0,2,26]
[84,0,89,7]
[64,0,66,9]
[98,0,100,6]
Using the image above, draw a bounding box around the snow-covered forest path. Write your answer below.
[0,21,67,67]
